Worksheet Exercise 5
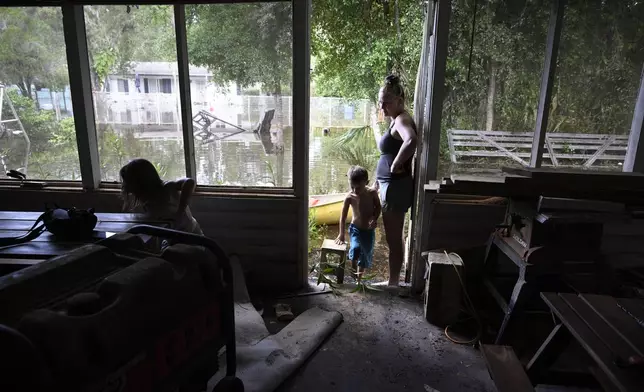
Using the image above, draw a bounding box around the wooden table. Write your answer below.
[527,292,644,391]
[0,211,169,275]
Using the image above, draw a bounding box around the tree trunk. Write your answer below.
[272,78,283,128]
[275,150,284,187]
[486,60,497,132]
[62,89,68,112]
[17,78,32,100]
[394,0,401,44]
[51,91,61,121]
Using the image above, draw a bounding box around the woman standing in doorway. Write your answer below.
[375,75,418,287]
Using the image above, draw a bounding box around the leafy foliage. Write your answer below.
[308,208,326,254]
[1,90,80,180]
[309,261,342,295]
[92,49,118,91]
[84,5,176,90]
[311,0,425,103]
[6,91,59,151]
[444,0,644,137]
[0,7,67,97]
[549,0,644,135]
[323,126,379,174]
[186,3,292,94]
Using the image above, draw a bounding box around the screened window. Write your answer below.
[186,2,293,187]
[0,6,81,181]
[438,0,549,178]
[84,4,186,182]
[538,0,644,171]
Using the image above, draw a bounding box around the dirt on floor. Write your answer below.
[257,284,495,392]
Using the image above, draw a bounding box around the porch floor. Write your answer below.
[256,285,495,392]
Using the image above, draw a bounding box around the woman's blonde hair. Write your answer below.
[383,74,405,101]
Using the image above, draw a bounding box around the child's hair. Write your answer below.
[119,158,166,210]
[348,165,369,184]
[383,74,405,101]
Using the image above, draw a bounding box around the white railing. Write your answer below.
[448,130,629,168]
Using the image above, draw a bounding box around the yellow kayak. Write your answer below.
[309,193,352,226]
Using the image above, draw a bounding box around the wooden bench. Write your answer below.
[448,130,628,168]
[481,344,534,392]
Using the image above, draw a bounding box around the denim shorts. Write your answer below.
[348,224,375,268]
[378,176,414,213]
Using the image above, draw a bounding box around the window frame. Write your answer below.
[0,0,304,193]
[422,0,644,177]
[8,0,642,193]
[116,78,130,94]
[159,78,172,94]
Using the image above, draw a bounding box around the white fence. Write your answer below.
[93,92,374,130]
[448,130,629,168]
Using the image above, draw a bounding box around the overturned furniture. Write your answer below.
[0,225,242,392]
[193,109,275,147]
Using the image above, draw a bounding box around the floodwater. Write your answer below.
[1,125,355,193]
[97,126,356,193]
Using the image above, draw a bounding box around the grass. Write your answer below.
[308,208,326,254]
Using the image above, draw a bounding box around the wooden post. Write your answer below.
[413,0,435,133]
[293,0,311,286]
[407,0,436,284]
[410,0,451,293]
[529,0,565,168]
[624,66,644,173]
[62,4,100,189]
[424,0,450,182]
[174,5,197,179]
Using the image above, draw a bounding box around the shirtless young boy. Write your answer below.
[335,166,382,282]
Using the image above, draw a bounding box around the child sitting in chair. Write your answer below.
[335,166,381,282]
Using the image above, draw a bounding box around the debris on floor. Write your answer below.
[207,259,343,392]
[272,284,495,392]
[274,303,294,322]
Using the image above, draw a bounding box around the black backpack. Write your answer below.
[0,207,98,248]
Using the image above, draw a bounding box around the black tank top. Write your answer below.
[376,122,413,181]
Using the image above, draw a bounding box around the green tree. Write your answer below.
[443,0,550,134]
[311,0,425,103]
[4,91,58,151]
[549,0,644,136]
[84,5,176,90]
[0,7,67,98]
[186,3,292,124]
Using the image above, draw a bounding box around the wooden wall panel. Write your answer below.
[0,188,303,293]
[412,192,507,292]
[425,198,507,252]
[425,196,644,271]
[602,220,644,269]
